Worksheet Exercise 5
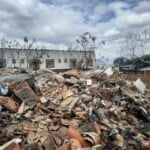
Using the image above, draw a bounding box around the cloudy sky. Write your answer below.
[0,0,150,63]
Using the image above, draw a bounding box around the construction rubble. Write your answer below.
[0,68,149,150]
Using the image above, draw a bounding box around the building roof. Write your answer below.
[0,48,95,53]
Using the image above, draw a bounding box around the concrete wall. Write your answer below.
[0,48,95,69]
[4,49,27,68]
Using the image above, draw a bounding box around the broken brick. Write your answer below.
[0,96,18,112]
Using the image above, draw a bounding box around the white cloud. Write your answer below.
[89,4,110,23]
[0,0,149,63]
[134,0,150,13]
[104,28,120,37]
[109,1,129,11]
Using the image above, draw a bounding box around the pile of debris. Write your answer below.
[0,68,149,150]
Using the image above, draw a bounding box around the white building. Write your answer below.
[0,48,95,70]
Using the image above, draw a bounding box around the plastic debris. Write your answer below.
[134,78,146,94]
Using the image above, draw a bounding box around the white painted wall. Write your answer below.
[1,48,95,69]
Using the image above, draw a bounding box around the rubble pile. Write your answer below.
[0,68,149,150]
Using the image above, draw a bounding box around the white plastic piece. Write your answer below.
[134,78,146,94]
[104,67,114,76]
[87,79,92,85]
[1,85,8,95]
[40,96,48,104]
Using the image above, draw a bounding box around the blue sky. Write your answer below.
[0,0,150,64]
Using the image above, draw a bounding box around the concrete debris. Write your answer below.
[64,69,80,78]
[55,74,65,83]
[0,96,18,112]
[0,73,33,83]
[60,96,79,112]
[0,68,149,150]
[0,138,22,150]
[13,81,39,105]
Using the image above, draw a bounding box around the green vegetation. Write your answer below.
[114,54,150,66]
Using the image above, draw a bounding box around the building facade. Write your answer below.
[0,48,95,70]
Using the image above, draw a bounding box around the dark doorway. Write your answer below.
[46,59,55,68]
[70,59,77,68]
[29,59,40,70]
[0,59,6,68]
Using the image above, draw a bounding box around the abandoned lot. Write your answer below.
[0,68,149,150]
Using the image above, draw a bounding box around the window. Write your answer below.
[64,59,67,63]
[46,59,55,68]
[12,59,16,64]
[70,59,77,68]
[58,59,61,63]
[20,59,24,64]
[0,59,6,68]
[29,59,40,70]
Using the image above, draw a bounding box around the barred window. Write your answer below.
[64,59,67,63]
[12,59,16,64]
[58,59,61,63]
[46,59,55,68]
[20,59,24,64]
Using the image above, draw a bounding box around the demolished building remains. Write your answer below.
[0,68,149,150]
[0,48,95,70]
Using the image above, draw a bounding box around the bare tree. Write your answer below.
[122,30,150,59]
[75,32,98,51]
[32,48,44,70]
[8,40,16,68]
[69,32,105,69]
[23,37,36,68]
[124,33,138,58]
[23,37,45,70]
[0,38,7,67]
[0,37,45,69]
[6,39,22,68]
[120,30,150,66]
[14,40,22,68]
